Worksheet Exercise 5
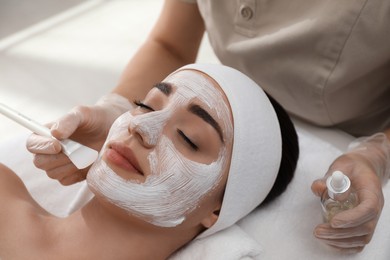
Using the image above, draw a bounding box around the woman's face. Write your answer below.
[87,69,233,228]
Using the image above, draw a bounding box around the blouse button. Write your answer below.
[240,5,253,20]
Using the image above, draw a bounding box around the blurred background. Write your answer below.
[0,0,86,39]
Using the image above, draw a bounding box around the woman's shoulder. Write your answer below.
[0,163,48,222]
[0,163,33,202]
[0,163,50,255]
[0,163,49,217]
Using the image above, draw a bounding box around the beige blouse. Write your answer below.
[184,0,390,136]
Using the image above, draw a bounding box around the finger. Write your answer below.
[319,236,369,248]
[324,243,365,253]
[314,223,372,239]
[45,162,79,181]
[50,109,83,140]
[331,192,379,228]
[335,247,364,254]
[33,153,71,171]
[26,134,62,154]
[59,170,87,186]
[311,178,327,197]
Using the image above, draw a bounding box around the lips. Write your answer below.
[105,142,144,176]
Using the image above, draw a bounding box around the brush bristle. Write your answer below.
[68,146,98,169]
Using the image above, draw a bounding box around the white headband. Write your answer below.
[176,64,282,239]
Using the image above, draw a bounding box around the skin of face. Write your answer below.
[87,69,233,230]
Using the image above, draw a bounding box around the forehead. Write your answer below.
[164,69,230,114]
[164,69,233,138]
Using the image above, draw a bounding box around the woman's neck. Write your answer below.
[49,197,196,259]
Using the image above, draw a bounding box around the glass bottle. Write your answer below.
[321,171,358,222]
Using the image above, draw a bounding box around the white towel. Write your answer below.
[169,225,262,260]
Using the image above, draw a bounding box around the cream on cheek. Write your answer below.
[87,71,233,227]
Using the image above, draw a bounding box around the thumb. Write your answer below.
[311,177,327,197]
[50,110,83,140]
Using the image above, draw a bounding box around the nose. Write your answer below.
[128,121,149,148]
[128,111,168,148]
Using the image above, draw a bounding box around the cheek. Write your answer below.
[106,112,132,139]
[149,136,228,203]
[86,134,230,227]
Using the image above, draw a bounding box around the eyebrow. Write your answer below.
[189,104,224,143]
[154,82,172,96]
[154,82,224,143]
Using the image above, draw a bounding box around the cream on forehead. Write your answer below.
[87,71,234,227]
[127,70,233,147]
[165,70,233,139]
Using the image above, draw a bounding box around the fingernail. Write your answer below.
[314,228,333,239]
[314,229,324,237]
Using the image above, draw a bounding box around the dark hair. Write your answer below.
[259,94,299,207]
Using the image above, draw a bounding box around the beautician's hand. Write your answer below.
[311,132,390,253]
[26,93,133,185]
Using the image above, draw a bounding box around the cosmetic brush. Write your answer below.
[0,103,98,169]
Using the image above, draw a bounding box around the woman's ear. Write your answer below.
[200,205,221,229]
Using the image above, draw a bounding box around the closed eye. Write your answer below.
[177,129,198,151]
[134,100,155,111]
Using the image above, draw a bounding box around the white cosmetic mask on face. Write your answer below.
[87,70,233,227]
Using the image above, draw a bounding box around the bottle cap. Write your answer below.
[326,171,351,199]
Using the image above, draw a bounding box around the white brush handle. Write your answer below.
[0,103,98,169]
[0,103,86,155]
[0,103,52,137]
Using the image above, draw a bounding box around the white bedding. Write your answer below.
[0,1,389,259]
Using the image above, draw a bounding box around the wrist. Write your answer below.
[96,93,134,117]
[347,133,390,184]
